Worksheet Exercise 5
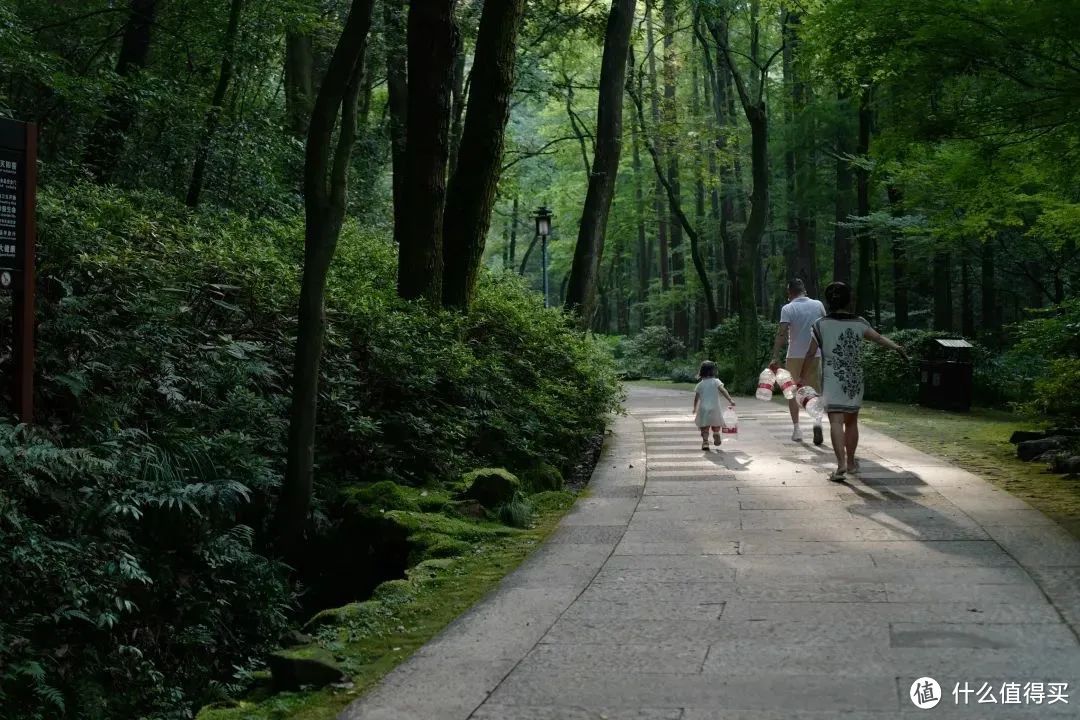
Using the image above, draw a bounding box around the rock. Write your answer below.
[279,629,313,647]
[267,646,348,691]
[1051,455,1080,475]
[1017,436,1067,461]
[1048,427,1080,437]
[448,498,486,519]
[462,468,520,509]
[521,463,565,492]
[1009,430,1047,444]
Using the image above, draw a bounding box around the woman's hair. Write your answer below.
[698,360,718,379]
[824,281,852,313]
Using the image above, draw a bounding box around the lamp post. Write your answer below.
[534,205,553,307]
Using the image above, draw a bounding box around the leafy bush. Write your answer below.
[703,317,779,372]
[616,325,687,378]
[520,463,564,493]
[0,184,620,719]
[1030,359,1080,422]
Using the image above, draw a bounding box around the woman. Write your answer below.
[796,282,908,481]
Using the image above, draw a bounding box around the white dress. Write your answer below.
[694,377,726,428]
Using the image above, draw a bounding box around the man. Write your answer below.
[770,278,826,444]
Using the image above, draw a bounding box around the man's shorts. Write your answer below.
[786,357,821,392]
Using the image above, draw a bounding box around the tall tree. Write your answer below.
[275,0,376,559]
[284,31,315,139]
[781,6,816,295]
[663,0,689,340]
[384,0,408,227]
[396,0,459,304]
[645,6,671,295]
[855,84,875,316]
[85,0,159,182]
[886,185,909,328]
[630,79,651,328]
[442,0,527,309]
[833,89,854,284]
[704,1,780,385]
[564,0,637,320]
[186,0,245,207]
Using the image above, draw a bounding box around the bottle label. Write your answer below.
[757,383,773,390]
[722,426,737,434]
[779,379,795,391]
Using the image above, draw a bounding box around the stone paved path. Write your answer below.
[341,385,1080,719]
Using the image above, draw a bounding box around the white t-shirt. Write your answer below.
[779,295,826,358]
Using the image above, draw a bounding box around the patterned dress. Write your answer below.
[812,314,871,414]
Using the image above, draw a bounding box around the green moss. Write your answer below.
[461,468,521,508]
[860,401,1080,538]
[528,490,575,515]
[384,510,514,543]
[199,495,575,720]
[339,481,451,515]
[521,463,564,492]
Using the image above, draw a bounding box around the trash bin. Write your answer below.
[918,338,974,411]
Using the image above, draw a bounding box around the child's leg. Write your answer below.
[699,426,710,450]
[711,425,723,445]
[827,412,847,471]
[844,412,860,466]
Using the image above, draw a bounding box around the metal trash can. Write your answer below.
[918,338,974,411]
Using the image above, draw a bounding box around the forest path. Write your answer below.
[340,385,1080,719]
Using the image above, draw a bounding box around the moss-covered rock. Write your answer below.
[304,600,388,632]
[521,463,564,492]
[339,480,421,513]
[267,645,347,690]
[462,468,520,508]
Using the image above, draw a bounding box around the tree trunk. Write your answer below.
[447,45,467,175]
[630,82,719,329]
[887,185,908,328]
[508,194,519,267]
[442,0,526,309]
[663,0,688,340]
[855,84,874,316]
[276,0,375,560]
[85,0,158,182]
[782,7,815,296]
[396,0,459,304]
[706,4,767,386]
[284,31,315,138]
[384,0,408,229]
[564,0,636,320]
[981,239,998,341]
[646,8,670,294]
[961,251,974,337]
[933,251,953,331]
[187,0,245,207]
[833,89,854,284]
[631,90,649,329]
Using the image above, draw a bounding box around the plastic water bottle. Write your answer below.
[774,368,797,400]
[721,406,738,439]
[755,368,775,402]
[795,386,825,422]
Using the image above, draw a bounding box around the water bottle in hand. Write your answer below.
[774,368,796,400]
[795,386,825,422]
[721,406,738,439]
[755,368,775,402]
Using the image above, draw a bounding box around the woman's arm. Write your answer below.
[864,326,909,361]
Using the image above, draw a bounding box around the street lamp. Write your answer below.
[534,205,553,307]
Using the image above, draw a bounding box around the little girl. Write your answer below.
[693,360,736,451]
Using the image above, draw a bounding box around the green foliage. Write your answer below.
[0,184,618,719]
[0,423,292,720]
[495,492,534,529]
[616,325,688,378]
[1031,360,1080,422]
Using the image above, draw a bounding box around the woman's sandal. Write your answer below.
[828,469,848,483]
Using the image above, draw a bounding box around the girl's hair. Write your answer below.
[824,281,852,313]
[698,360,718,379]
